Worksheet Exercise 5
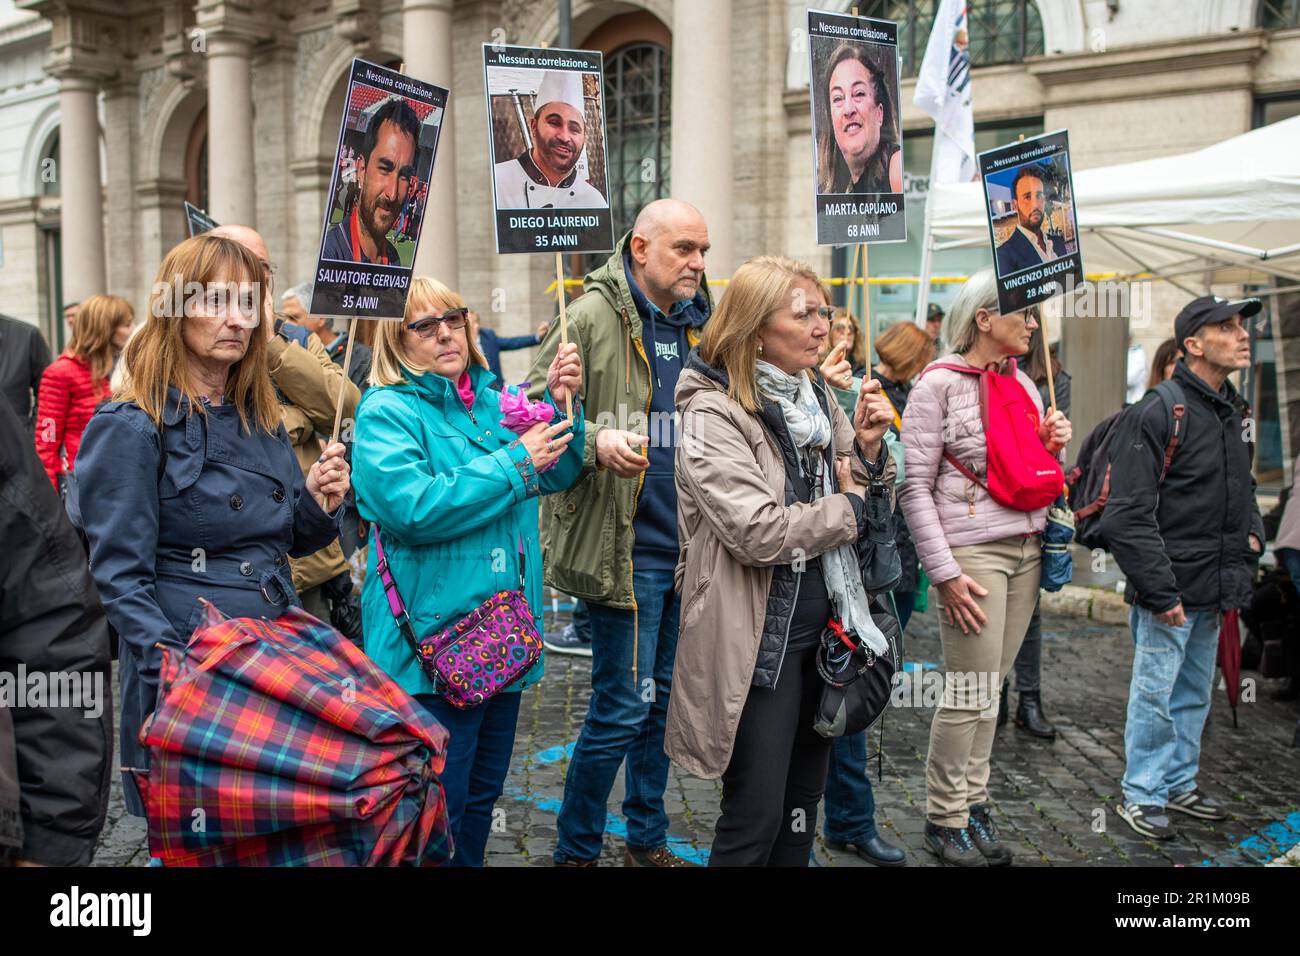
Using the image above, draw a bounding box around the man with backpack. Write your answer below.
[1098,295,1263,840]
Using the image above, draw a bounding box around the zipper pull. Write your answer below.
[967,484,977,518]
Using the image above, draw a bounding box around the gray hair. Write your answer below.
[943,268,1000,356]
[281,282,313,307]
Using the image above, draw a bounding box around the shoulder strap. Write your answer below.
[1151,380,1187,485]
[943,449,986,489]
[371,525,423,656]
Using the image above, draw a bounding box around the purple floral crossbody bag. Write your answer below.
[372,527,543,709]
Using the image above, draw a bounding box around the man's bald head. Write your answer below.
[631,198,705,244]
[210,224,270,265]
[628,199,710,313]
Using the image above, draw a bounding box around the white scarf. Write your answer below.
[754,362,887,656]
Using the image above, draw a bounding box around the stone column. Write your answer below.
[403,0,459,287]
[55,70,107,303]
[206,31,257,226]
[671,0,734,276]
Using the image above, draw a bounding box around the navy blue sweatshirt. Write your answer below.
[624,256,710,571]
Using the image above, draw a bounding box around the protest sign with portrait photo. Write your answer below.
[310,58,448,320]
[979,129,1082,315]
[808,9,906,245]
[483,43,614,255]
[184,201,217,237]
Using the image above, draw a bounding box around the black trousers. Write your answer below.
[710,645,833,866]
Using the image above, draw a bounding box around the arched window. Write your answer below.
[865,0,1044,77]
[602,41,671,239]
[1259,1,1300,28]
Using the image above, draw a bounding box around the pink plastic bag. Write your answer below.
[498,383,558,471]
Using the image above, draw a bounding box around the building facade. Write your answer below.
[1,0,1297,481]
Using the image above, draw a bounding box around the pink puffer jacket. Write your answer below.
[899,355,1048,585]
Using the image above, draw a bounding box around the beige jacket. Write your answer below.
[665,363,895,780]
[267,331,360,593]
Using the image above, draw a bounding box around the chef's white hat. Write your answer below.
[534,70,586,118]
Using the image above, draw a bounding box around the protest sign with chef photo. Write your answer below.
[483,43,614,254]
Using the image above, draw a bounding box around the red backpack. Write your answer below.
[922,358,1063,513]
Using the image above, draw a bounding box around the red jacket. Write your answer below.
[33,354,109,488]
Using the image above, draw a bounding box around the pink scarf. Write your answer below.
[456,370,475,412]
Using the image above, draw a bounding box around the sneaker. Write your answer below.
[1167,788,1228,821]
[1117,801,1177,840]
[624,845,698,867]
[924,821,988,867]
[967,804,1013,866]
[544,623,592,657]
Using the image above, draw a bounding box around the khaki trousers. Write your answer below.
[926,534,1041,827]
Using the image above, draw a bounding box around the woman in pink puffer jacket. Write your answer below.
[899,269,1071,867]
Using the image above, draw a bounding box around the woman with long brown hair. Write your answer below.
[75,234,351,819]
[34,293,133,487]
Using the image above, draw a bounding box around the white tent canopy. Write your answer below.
[929,116,1300,295]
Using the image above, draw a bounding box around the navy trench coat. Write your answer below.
[76,389,341,815]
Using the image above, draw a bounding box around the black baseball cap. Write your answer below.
[927,302,945,320]
[1173,295,1261,346]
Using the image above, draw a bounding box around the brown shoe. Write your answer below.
[624,845,698,867]
[554,857,598,867]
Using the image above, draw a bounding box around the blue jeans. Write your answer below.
[823,730,879,843]
[1121,606,1219,807]
[416,691,522,867]
[1280,548,1300,595]
[554,568,679,863]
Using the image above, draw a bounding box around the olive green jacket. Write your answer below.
[525,232,714,608]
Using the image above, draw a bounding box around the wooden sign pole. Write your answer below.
[554,252,572,418]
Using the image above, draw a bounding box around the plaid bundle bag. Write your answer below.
[135,600,453,866]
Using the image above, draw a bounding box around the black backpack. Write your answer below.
[1066,380,1187,551]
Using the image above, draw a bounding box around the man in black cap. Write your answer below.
[1101,295,1264,841]
[926,302,945,354]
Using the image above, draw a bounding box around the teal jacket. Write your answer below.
[352,363,584,697]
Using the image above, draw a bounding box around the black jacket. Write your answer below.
[0,394,113,865]
[0,314,51,431]
[1100,361,1263,613]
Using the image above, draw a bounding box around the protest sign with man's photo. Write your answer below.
[310,58,448,319]
[979,129,1082,315]
[807,8,906,245]
[483,43,614,255]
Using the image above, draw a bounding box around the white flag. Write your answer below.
[913,0,975,184]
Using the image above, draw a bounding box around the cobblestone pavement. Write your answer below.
[93,604,1300,867]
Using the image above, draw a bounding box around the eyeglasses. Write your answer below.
[990,306,1040,326]
[259,259,278,295]
[405,308,469,338]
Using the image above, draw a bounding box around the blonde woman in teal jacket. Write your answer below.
[353,277,583,866]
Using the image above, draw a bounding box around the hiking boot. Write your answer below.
[824,833,907,867]
[967,804,1013,866]
[924,821,988,867]
[544,622,593,657]
[1167,788,1228,821]
[624,845,698,867]
[1117,802,1177,840]
[1015,691,1057,740]
[997,680,1009,728]
[553,856,598,867]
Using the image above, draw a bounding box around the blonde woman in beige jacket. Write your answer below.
[668,256,896,866]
